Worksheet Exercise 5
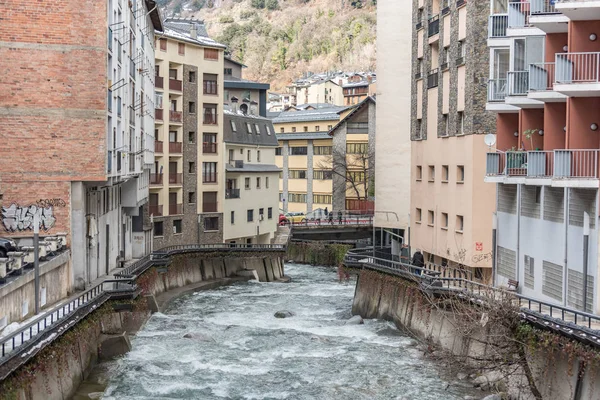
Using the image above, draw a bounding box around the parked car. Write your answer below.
[305,208,327,222]
[0,238,17,258]
[279,213,288,225]
[280,212,306,225]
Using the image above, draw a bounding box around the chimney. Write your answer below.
[231,96,239,113]
[190,24,197,40]
[367,76,373,84]
[250,100,258,116]
[338,79,342,86]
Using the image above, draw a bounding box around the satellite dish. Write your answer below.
[484,134,497,147]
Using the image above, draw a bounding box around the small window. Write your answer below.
[416,119,422,139]
[256,177,261,189]
[247,209,254,222]
[246,123,253,134]
[268,207,273,219]
[173,219,182,234]
[231,211,235,224]
[428,165,435,182]
[259,208,264,217]
[204,48,219,60]
[456,215,464,232]
[266,177,269,188]
[189,162,196,173]
[304,126,308,132]
[255,124,261,134]
[328,125,333,130]
[266,125,272,135]
[442,165,449,182]
[189,102,196,114]
[178,43,185,55]
[276,147,282,156]
[204,217,219,231]
[416,208,422,223]
[247,150,251,162]
[457,165,465,183]
[159,38,167,51]
[188,192,196,203]
[154,221,164,236]
[441,212,448,229]
[416,166,422,181]
[245,177,251,189]
[292,127,297,133]
[315,126,320,132]
[457,111,464,135]
[257,150,261,162]
[442,114,449,136]
[189,71,196,83]
[428,210,435,226]
[189,131,195,143]
[231,120,237,132]
[224,68,233,75]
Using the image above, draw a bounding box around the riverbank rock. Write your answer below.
[481,394,502,400]
[183,333,214,342]
[274,310,295,318]
[457,372,468,381]
[345,316,364,325]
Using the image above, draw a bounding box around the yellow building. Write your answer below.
[152,19,226,246]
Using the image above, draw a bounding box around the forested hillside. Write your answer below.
[156,0,377,91]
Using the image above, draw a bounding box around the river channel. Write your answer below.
[104,263,476,399]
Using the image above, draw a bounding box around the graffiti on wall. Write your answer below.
[36,198,66,208]
[1,203,56,232]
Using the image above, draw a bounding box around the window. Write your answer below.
[328,125,333,130]
[202,162,218,183]
[347,171,365,183]
[189,101,196,114]
[154,221,164,236]
[204,48,219,60]
[280,127,285,133]
[257,150,261,162]
[254,124,261,135]
[428,165,435,182]
[178,43,185,55]
[457,111,464,135]
[246,123,253,134]
[203,104,218,125]
[159,38,167,51]
[203,133,217,154]
[204,217,219,231]
[416,119,422,139]
[247,209,254,222]
[313,194,332,204]
[203,192,218,212]
[266,125,272,135]
[290,147,308,156]
[224,68,233,75]
[256,177,261,189]
[535,186,541,204]
[428,210,435,226]
[247,150,251,162]
[315,126,320,132]
[441,213,448,229]
[314,146,332,155]
[346,143,368,154]
[173,219,182,234]
[292,127,297,133]
[245,177,250,189]
[313,170,333,180]
[456,215,464,232]
[288,193,307,203]
[416,165,422,181]
[169,69,178,80]
[188,192,196,203]
[276,147,282,156]
[188,131,195,143]
[189,71,196,83]
[203,74,218,95]
[290,170,307,179]
[304,126,308,132]
[231,120,237,132]
[416,208,422,223]
[189,162,196,173]
[259,208,264,218]
[442,165,449,182]
[457,165,465,183]
[268,207,273,219]
[442,114,449,136]
[231,211,235,224]
[457,41,465,64]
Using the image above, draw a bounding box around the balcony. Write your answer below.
[489,14,508,38]
[555,0,600,21]
[150,173,163,185]
[203,172,218,184]
[203,142,217,154]
[507,71,529,96]
[169,141,182,154]
[529,62,568,102]
[170,110,183,123]
[149,205,163,216]
[508,1,531,28]
[555,52,600,96]
[169,173,183,185]
[487,78,507,102]
[225,188,240,199]
[169,78,182,92]
[155,76,164,90]
[428,15,440,37]
[169,203,183,215]
[203,112,218,125]
[156,108,163,121]
[529,0,569,33]
[155,140,163,154]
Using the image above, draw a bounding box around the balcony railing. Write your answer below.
[508,71,529,95]
[155,140,163,153]
[556,52,600,84]
[486,150,600,179]
[170,110,183,123]
[169,173,183,184]
[169,203,183,215]
[130,58,135,78]
[169,141,182,153]
[155,108,163,121]
[225,188,240,199]
[169,79,182,92]
[203,172,218,184]
[203,202,218,213]
[155,76,164,89]
[149,205,163,216]
[531,0,559,14]
[488,78,507,102]
[107,90,112,112]
[203,142,217,154]
[129,107,136,126]
[529,62,555,91]
[107,150,113,174]
[428,15,440,37]
[508,1,531,28]
[108,28,113,51]
[203,112,218,125]
[427,69,439,89]
[489,14,508,38]
[150,173,163,185]
[129,154,135,173]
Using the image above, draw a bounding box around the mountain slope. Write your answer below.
[157,0,377,91]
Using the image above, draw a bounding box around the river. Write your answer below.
[104,264,476,399]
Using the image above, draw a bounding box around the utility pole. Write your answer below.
[34,213,40,314]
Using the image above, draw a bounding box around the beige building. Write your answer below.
[152,19,226,246]
[294,79,344,107]
[410,0,495,280]
[223,56,270,117]
[223,109,280,244]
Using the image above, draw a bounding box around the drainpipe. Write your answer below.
[34,213,40,315]
[563,189,569,307]
[492,212,498,287]
[516,184,521,291]
[583,212,590,313]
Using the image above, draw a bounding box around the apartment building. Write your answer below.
[411,0,496,280]
[485,0,600,313]
[223,109,280,244]
[152,19,225,247]
[224,57,270,117]
[0,0,162,289]
[343,74,377,106]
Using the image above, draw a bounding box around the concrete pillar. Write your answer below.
[71,182,86,290]
[307,139,314,212]
[282,141,289,213]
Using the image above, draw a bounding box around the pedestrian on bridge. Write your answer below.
[338,210,343,225]
[411,250,425,276]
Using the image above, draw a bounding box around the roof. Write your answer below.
[223,111,279,147]
[159,18,226,49]
[343,80,373,88]
[225,56,247,68]
[226,164,281,173]
[272,105,350,124]
[328,96,376,136]
[224,78,270,91]
[145,0,163,31]
[276,132,332,141]
[266,111,281,119]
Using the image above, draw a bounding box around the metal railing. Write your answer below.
[508,1,531,28]
[488,78,507,102]
[203,142,217,154]
[428,15,440,37]
[427,69,439,89]
[529,62,555,91]
[169,141,182,154]
[155,108,163,121]
[150,173,163,185]
[556,52,600,84]
[169,203,183,215]
[108,28,113,51]
[506,151,528,176]
[486,150,599,179]
[527,150,554,177]
[169,173,183,184]
[285,212,373,227]
[225,188,240,199]
[169,110,183,123]
[148,205,163,216]
[489,14,508,38]
[155,76,163,89]
[531,0,559,14]
[508,71,529,95]
[554,149,599,179]
[155,140,163,153]
[169,79,182,92]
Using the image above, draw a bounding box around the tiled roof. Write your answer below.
[160,19,226,49]
[272,106,349,124]
[276,132,331,141]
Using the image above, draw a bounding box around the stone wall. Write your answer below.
[286,242,351,266]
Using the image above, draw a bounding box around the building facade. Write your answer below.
[343,74,377,106]
[410,0,496,280]
[485,0,600,313]
[0,0,162,289]
[223,110,280,244]
[224,57,270,118]
[152,19,225,248]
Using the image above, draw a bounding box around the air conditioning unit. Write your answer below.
[259,215,264,221]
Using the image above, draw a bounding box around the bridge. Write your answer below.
[286,213,374,241]
[344,247,600,349]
